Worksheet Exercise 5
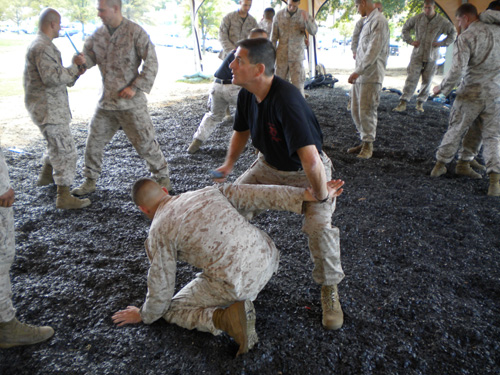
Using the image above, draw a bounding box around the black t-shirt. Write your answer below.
[214,50,235,81]
[234,76,323,171]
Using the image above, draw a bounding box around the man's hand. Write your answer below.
[304,179,344,202]
[411,41,421,47]
[432,86,441,96]
[0,188,14,208]
[112,306,142,327]
[348,72,360,84]
[210,166,231,182]
[73,53,86,66]
[119,86,137,100]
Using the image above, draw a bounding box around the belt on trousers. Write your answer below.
[214,78,232,84]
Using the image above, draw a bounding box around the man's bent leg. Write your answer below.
[119,107,169,179]
[83,109,121,180]
[436,98,483,164]
[416,61,437,104]
[38,124,77,187]
[400,59,423,102]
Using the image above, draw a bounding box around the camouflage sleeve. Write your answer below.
[402,16,416,45]
[36,46,79,87]
[437,18,457,47]
[355,17,388,76]
[82,35,97,70]
[351,18,364,54]
[219,14,235,54]
[131,30,158,94]
[304,13,318,36]
[139,237,177,324]
[271,17,279,48]
[479,9,500,25]
[0,149,11,195]
[438,35,470,96]
[219,184,305,214]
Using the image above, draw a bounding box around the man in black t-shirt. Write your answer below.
[187,29,268,154]
[214,38,345,331]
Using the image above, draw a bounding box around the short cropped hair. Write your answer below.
[105,0,122,8]
[456,3,478,17]
[236,38,275,77]
[424,0,435,5]
[248,28,268,38]
[487,0,500,10]
[131,178,155,206]
[264,7,275,18]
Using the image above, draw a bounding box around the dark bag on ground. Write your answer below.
[304,73,339,90]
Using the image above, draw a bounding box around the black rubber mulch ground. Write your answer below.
[0,86,499,374]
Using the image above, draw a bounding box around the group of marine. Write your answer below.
[0,0,498,358]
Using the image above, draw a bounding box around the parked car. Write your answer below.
[389,43,399,56]
[204,38,222,53]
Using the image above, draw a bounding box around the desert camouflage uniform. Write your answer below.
[192,51,240,143]
[0,150,15,322]
[258,19,273,37]
[400,13,456,103]
[139,184,309,334]
[81,18,169,180]
[271,9,318,96]
[435,12,500,174]
[351,9,389,143]
[218,11,258,59]
[235,153,343,286]
[23,32,81,186]
[351,17,365,56]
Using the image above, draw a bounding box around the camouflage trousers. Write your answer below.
[436,94,500,174]
[0,206,15,322]
[234,153,344,286]
[38,123,77,187]
[458,119,482,162]
[351,83,382,142]
[192,82,239,142]
[83,106,169,180]
[163,249,279,335]
[276,61,306,97]
[401,59,437,103]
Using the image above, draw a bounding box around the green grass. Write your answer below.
[0,77,23,97]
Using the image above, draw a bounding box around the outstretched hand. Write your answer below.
[112,306,142,327]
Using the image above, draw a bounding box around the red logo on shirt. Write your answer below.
[268,123,281,142]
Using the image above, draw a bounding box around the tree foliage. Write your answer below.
[122,0,156,24]
[182,0,230,51]
[65,0,96,35]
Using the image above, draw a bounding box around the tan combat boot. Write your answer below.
[156,175,173,193]
[212,300,258,357]
[416,101,424,112]
[187,139,203,154]
[0,317,54,348]
[470,159,485,171]
[455,160,482,179]
[488,173,500,196]
[36,162,54,186]
[357,141,373,159]
[392,99,407,112]
[430,161,447,177]
[347,143,362,154]
[321,285,343,330]
[71,178,96,196]
[56,186,91,209]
